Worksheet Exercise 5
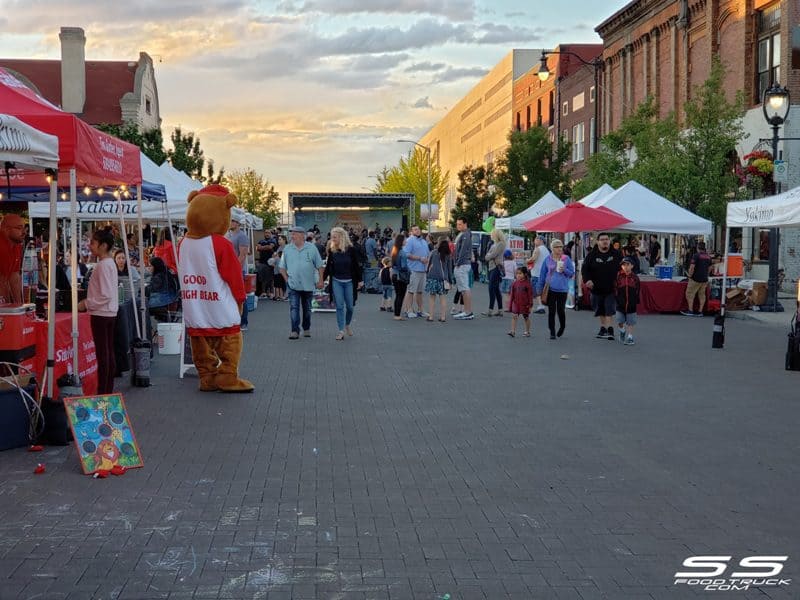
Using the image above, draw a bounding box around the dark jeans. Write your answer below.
[547,291,568,336]
[392,276,408,316]
[288,288,313,333]
[240,269,249,326]
[91,314,117,394]
[488,267,503,310]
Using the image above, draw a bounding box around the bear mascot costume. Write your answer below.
[177,184,254,393]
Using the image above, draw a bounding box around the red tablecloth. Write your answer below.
[29,313,98,397]
[581,278,709,314]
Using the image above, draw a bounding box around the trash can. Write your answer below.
[132,338,151,387]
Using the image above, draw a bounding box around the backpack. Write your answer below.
[380,266,392,286]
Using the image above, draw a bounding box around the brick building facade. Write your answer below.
[596,0,800,290]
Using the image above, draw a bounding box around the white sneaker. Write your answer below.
[534,307,546,314]
[624,335,635,345]
[450,307,460,315]
[406,311,418,318]
[454,312,474,320]
[417,311,430,318]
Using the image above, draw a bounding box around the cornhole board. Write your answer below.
[64,393,144,475]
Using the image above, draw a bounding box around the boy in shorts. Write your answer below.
[614,256,640,345]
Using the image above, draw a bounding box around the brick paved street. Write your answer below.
[1,289,798,599]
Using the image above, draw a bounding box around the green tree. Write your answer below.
[96,122,167,165]
[166,127,223,183]
[449,164,496,230]
[223,168,281,228]
[672,57,746,223]
[572,58,745,224]
[376,147,449,226]
[493,126,572,216]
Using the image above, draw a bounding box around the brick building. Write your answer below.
[0,27,161,131]
[596,0,800,289]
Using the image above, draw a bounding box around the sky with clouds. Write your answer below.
[0,0,631,205]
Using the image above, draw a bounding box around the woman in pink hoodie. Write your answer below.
[78,228,119,394]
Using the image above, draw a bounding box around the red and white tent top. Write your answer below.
[0,113,59,171]
[0,68,141,187]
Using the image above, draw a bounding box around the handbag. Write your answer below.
[540,282,549,304]
[397,267,411,284]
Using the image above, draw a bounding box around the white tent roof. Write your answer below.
[29,153,188,220]
[726,185,800,228]
[581,180,712,235]
[576,183,615,206]
[0,113,58,170]
[495,191,564,229]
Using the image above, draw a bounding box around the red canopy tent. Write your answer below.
[0,68,141,187]
[0,68,143,397]
[523,202,631,233]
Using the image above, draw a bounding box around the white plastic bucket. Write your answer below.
[157,323,183,355]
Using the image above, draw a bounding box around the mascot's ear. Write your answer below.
[187,190,200,203]
[225,193,238,209]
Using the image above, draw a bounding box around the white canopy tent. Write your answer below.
[575,183,615,206]
[581,180,712,235]
[495,191,564,230]
[0,114,60,400]
[722,185,800,312]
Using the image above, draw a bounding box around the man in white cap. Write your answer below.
[226,216,251,331]
[279,225,324,339]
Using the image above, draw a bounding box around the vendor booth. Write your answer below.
[1,68,143,403]
[578,180,714,313]
[723,185,800,313]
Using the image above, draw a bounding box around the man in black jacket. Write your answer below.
[581,232,622,340]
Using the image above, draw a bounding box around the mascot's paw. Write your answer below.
[216,375,255,393]
[198,377,219,392]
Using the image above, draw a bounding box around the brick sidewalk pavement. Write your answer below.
[0,291,798,599]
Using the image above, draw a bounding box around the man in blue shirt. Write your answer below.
[401,225,430,318]
[279,226,324,339]
[365,232,378,266]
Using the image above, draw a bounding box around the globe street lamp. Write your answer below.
[397,140,432,232]
[762,82,791,312]
[537,49,603,156]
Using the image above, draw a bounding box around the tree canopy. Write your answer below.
[96,122,166,166]
[572,57,745,224]
[223,168,281,228]
[449,164,497,230]
[493,126,572,217]
[375,147,448,226]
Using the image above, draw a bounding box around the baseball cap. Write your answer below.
[621,256,635,265]
[288,225,306,234]
[503,249,513,258]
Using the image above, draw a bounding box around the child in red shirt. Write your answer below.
[508,266,533,338]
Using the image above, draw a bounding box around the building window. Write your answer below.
[572,122,585,162]
[537,98,542,126]
[526,106,531,130]
[756,4,781,102]
[589,117,596,155]
[572,92,585,112]
[516,112,521,131]
[548,91,555,126]
[590,86,596,102]
[562,101,569,116]
[145,97,152,115]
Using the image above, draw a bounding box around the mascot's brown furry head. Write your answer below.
[185,184,238,238]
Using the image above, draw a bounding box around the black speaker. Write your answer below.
[401,215,408,232]
[712,312,725,349]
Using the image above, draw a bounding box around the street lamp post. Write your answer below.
[397,140,432,233]
[536,49,603,156]
[761,83,791,312]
